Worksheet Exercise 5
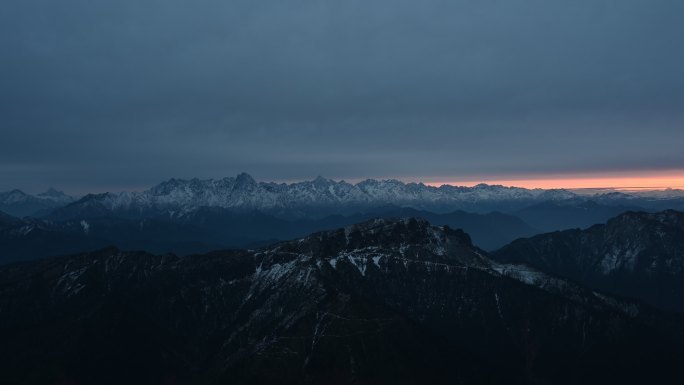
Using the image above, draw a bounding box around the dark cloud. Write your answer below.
[1,0,683,193]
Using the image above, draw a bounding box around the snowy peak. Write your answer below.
[235,172,257,186]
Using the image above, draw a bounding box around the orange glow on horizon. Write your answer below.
[425,174,684,191]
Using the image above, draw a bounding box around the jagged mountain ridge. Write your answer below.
[48,173,580,219]
[494,209,684,312]
[46,173,684,223]
[0,188,76,217]
[6,175,684,221]
[1,218,682,384]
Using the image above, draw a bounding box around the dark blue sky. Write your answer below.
[2,0,684,193]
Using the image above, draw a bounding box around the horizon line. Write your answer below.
[423,176,684,191]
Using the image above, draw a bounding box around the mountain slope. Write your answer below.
[494,210,684,312]
[1,218,682,384]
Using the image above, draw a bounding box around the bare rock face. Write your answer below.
[1,218,683,385]
[494,210,684,312]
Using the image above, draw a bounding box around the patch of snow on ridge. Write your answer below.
[329,257,339,269]
[255,259,299,283]
[80,220,90,234]
[18,225,34,236]
[346,255,368,276]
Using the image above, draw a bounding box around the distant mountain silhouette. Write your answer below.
[514,199,643,232]
[0,189,75,217]
[0,205,536,264]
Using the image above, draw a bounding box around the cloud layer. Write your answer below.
[2,0,683,192]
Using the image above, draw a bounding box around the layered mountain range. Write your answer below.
[0,207,537,264]
[1,218,682,385]
[2,173,684,264]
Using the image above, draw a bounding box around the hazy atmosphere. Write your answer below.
[2,0,684,193]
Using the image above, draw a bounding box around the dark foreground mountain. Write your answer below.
[1,218,682,385]
[494,210,684,313]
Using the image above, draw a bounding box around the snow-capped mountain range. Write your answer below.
[54,173,581,218]
[6,173,684,219]
[51,173,684,219]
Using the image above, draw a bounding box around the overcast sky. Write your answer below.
[2,0,683,193]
